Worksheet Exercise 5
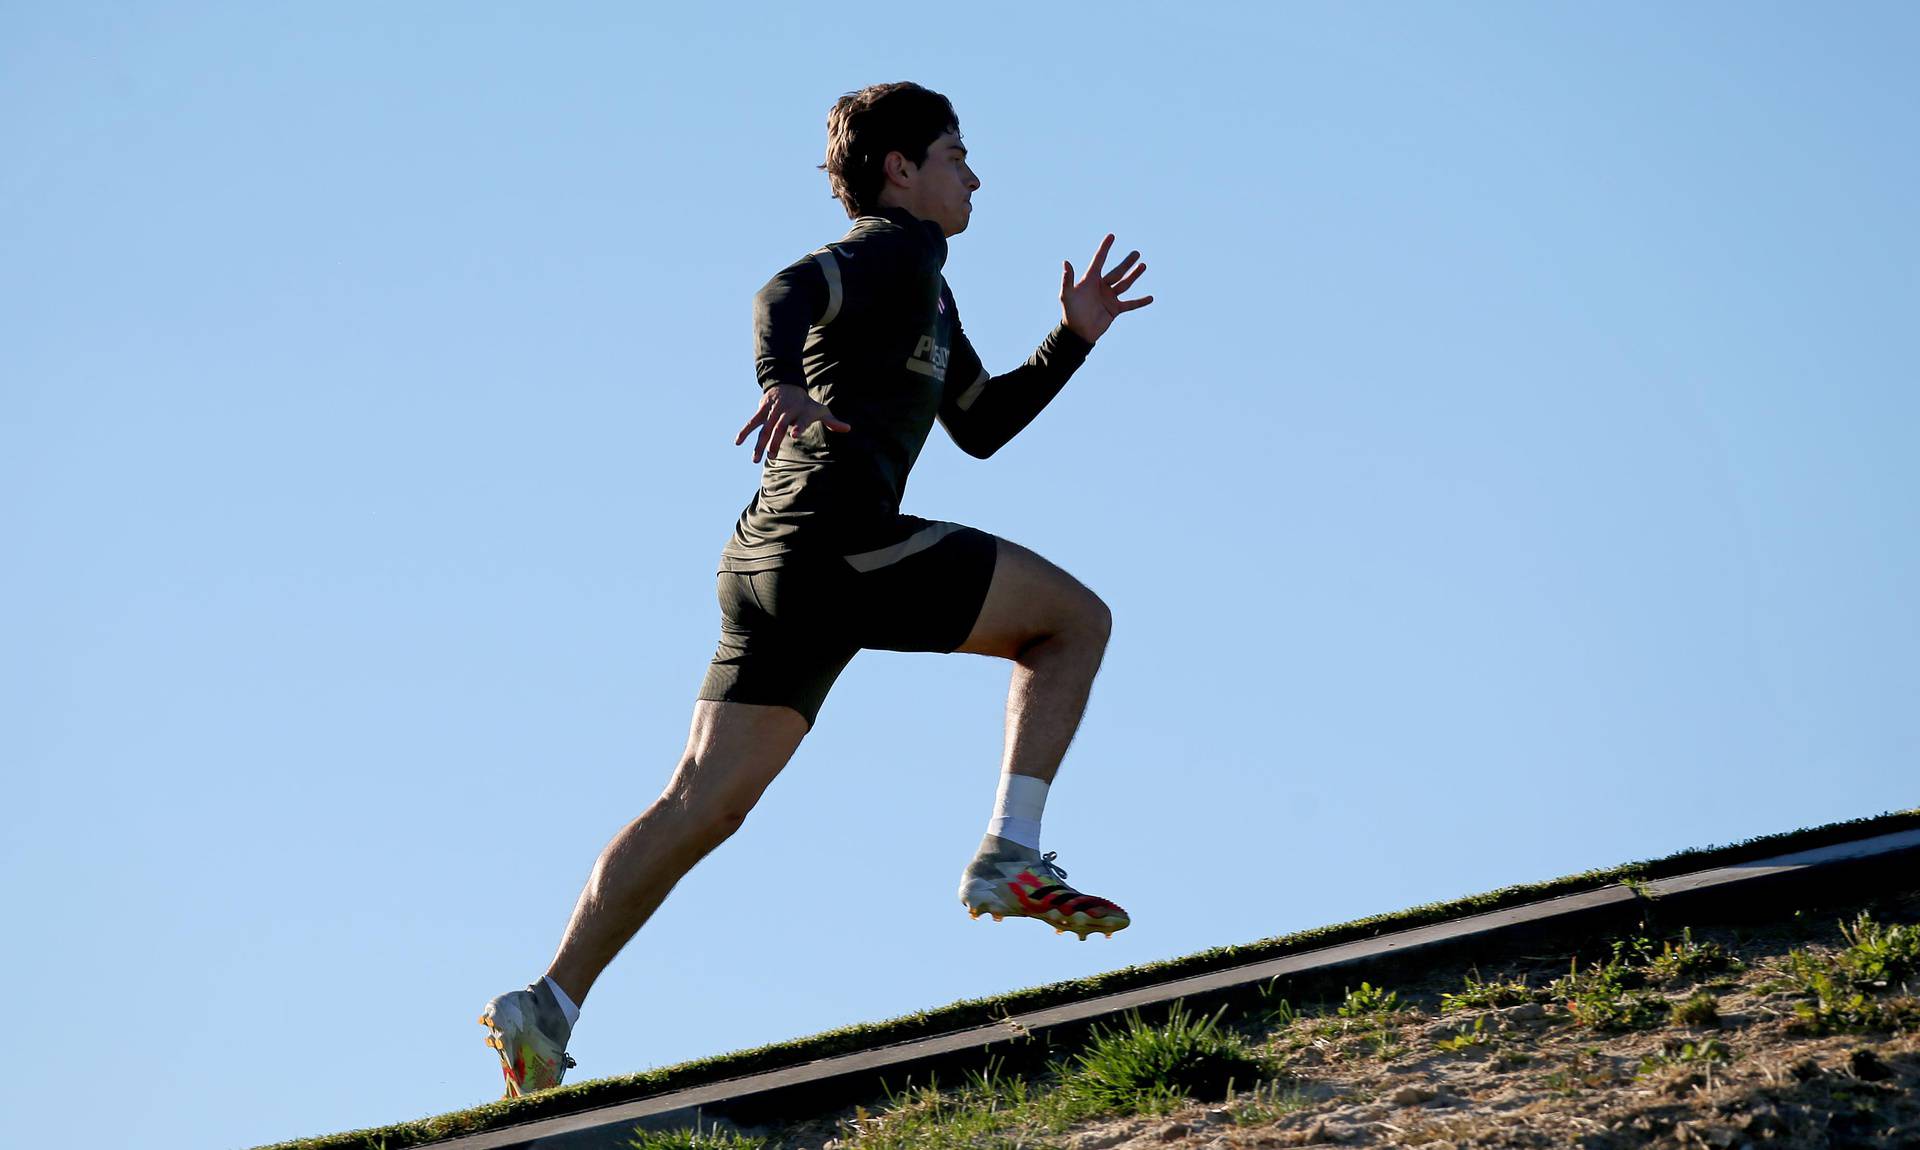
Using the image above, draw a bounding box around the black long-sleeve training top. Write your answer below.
[720,205,1094,571]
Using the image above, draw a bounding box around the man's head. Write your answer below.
[821,82,979,237]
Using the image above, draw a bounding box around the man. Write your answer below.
[480,81,1153,1097]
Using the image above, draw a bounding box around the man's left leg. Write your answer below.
[952,537,1129,939]
[955,537,1112,783]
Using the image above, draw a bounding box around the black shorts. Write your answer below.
[698,519,1000,727]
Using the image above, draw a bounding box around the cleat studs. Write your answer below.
[968,909,981,920]
[991,913,1004,922]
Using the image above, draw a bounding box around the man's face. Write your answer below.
[897,130,979,237]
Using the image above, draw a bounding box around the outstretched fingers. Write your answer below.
[736,395,772,447]
[1087,234,1116,279]
[757,412,787,463]
[740,394,855,463]
[1102,250,1140,287]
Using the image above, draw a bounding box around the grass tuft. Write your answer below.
[629,1127,763,1149]
[1670,990,1720,1027]
[835,1066,1047,1149]
[1056,1003,1271,1118]
[834,1007,1277,1146]
[1225,1078,1317,1125]
[1256,979,1299,1029]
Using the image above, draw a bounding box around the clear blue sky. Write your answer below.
[5,4,1915,1147]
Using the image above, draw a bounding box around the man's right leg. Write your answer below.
[544,699,809,1005]
[480,699,807,1097]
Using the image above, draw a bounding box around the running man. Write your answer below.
[480,81,1154,1097]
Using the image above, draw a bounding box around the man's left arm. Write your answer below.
[937,234,1152,459]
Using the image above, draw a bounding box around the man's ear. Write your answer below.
[882,150,916,189]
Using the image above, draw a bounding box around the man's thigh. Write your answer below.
[847,519,1000,654]
[955,537,1110,660]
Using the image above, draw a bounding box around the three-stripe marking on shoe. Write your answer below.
[1011,871,1123,920]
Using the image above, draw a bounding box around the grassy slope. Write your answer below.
[789,888,1920,1149]
[259,807,1920,1150]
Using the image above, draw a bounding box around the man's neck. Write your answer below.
[873,199,927,224]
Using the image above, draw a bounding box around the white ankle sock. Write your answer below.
[545,976,581,1028]
[985,773,1049,851]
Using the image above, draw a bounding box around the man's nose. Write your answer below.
[965,167,981,191]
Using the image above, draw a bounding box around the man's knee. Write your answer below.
[693,803,753,848]
[1083,590,1113,645]
[654,752,776,849]
[654,782,755,852]
[1017,585,1110,661]
[961,540,1115,660]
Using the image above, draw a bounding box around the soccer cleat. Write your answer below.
[479,980,577,1097]
[960,842,1130,940]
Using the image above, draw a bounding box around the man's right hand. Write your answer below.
[735,383,852,463]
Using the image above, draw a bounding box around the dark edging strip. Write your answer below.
[425,826,1920,1149]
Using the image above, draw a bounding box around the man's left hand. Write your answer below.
[1061,234,1153,344]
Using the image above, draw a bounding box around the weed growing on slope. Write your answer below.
[1550,946,1668,1032]
[1761,911,1920,1034]
[1834,911,1920,983]
[1645,927,1744,985]
[1337,982,1402,1018]
[1541,926,1750,1032]
[1321,981,1414,1062]
[1439,969,1539,1013]
[1540,1046,1618,1096]
[1433,1015,1495,1053]
[1635,1037,1733,1077]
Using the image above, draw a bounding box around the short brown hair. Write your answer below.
[820,82,959,219]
